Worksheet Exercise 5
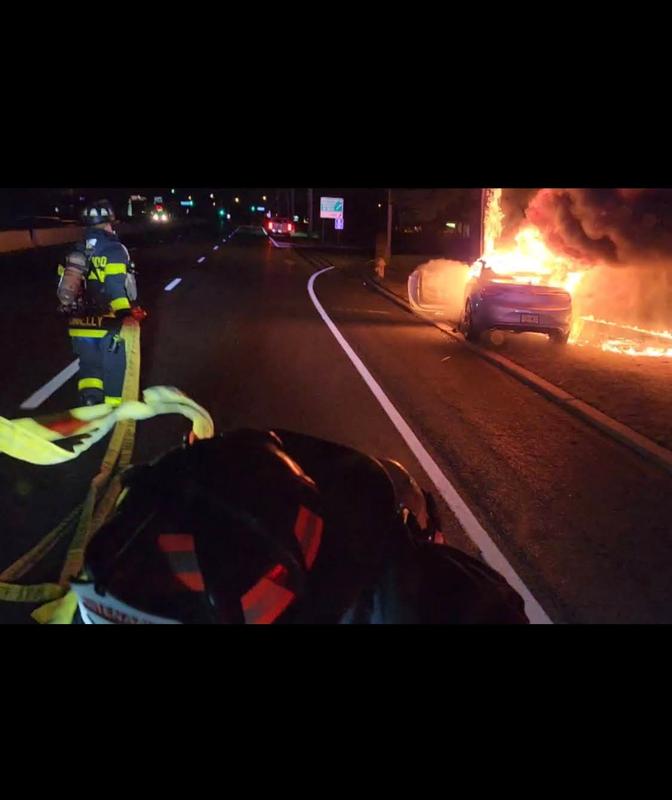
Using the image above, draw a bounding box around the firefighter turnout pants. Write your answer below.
[71,332,127,407]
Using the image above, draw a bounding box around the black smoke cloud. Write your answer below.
[503,188,672,269]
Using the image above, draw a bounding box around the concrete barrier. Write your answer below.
[0,217,209,255]
[0,230,34,253]
[30,227,81,248]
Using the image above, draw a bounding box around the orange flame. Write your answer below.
[483,188,504,256]
[601,340,672,357]
[478,189,586,296]
[580,315,672,342]
[478,189,672,358]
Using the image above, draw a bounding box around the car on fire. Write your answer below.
[461,259,572,344]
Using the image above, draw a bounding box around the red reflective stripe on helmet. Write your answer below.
[294,506,323,569]
[267,563,288,584]
[175,571,206,592]
[158,534,196,552]
[158,534,205,593]
[242,577,295,624]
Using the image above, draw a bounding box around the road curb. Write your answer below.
[363,275,672,476]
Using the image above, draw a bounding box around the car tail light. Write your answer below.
[288,224,293,232]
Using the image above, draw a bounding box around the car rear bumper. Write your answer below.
[475,301,571,334]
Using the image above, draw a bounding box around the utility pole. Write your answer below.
[290,188,295,218]
[307,188,314,236]
[385,188,393,264]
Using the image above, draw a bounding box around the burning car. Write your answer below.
[461,259,572,344]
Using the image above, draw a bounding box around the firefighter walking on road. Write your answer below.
[57,200,143,407]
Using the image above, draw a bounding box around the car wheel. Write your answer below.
[463,301,481,342]
[549,330,569,345]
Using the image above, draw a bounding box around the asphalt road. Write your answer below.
[2,224,672,623]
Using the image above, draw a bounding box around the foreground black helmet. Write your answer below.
[81,199,116,226]
[73,430,325,624]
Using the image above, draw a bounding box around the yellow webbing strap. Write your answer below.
[0,318,214,623]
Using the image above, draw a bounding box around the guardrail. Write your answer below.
[0,217,207,255]
[0,229,36,253]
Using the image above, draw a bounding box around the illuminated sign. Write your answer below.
[320,197,344,219]
[180,200,194,207]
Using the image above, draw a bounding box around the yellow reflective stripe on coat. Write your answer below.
[104,263,127,276]
[91,263,126,281]
[69,329,109,338]
[110,297,131,312]
[104,397,122,406]
[79,378,104,391]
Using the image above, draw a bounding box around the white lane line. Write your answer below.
[164,278,182,291]
[222,226,241,243]
[308,267,552,624]
[20,359,80,410]
[197,257,206,263]
[268,236,292,249]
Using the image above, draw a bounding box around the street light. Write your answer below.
[234,197,240,203]
[262,195,267,202]
[210,193,214,199]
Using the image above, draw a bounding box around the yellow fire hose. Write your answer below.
[0,319,214,623]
